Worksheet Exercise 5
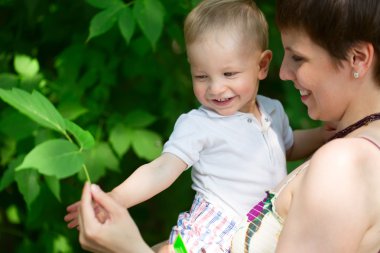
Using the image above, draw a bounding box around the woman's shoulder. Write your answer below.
[304,136,380,199]
[311,136,380,168]
[298,136,380,233]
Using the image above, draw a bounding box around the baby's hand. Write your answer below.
[64,197,110,229]
[64,201,81,229]
[93,202,109,223]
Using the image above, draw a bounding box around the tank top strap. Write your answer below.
[275,137,379,196]
[360,136,380,150]
[275,160,310,195]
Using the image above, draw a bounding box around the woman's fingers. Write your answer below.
[78,183,103,252]
[77,183,156,253]
[89,184,123,215]
[79,183,97,228]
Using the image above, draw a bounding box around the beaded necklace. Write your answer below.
[329,112,380,141]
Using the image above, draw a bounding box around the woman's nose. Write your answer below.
[279,60,293,81]
[279,54,298,81]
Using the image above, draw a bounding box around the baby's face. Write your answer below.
[187,32,266,116]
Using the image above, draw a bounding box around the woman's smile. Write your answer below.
[299,89,311,103]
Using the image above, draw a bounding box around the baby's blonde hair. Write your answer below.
[184,0,268,51]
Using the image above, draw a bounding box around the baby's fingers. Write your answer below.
[64,210,78,221]
[66,201,80,212]
[64,211,80,229]
[67,219,80,229]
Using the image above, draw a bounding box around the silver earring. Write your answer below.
[353,72,359,79]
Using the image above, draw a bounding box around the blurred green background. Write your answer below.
[0,0,318,252]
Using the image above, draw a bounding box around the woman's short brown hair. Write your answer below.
[276,0,380,83]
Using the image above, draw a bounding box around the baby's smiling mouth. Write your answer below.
[215,97,231,102]
[211,96,235,106]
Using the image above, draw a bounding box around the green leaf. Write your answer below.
[14,55,40,78]
[0,73,20,89]
[19,74,44,92]
[131,129,162,160]
[55,44,85,85]
[0,109,38,141]
[0,88,67,135]
[16,139,84,179]
[6,205,21,224]
[15,169,40,209]
[81,142,120,182]
[58,102,88,120]
[65,119,95,150]
[44,175,61,202]
[86,0,123,9]
[125,109,157,128]
[0,167,13,191]
[0,156,23,191]
[87,4,124,41]
[0,137,16,166]
[109,124,132,157]
[133,0,165,49]
[53,234,72,253]
[118,6,135,44]
[80,153,106,183]
[92,142,119,171]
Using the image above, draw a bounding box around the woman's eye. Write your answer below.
[292,55,304,62]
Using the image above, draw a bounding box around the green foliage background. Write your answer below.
[0,0,318,252]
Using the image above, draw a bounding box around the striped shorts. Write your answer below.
[169,192,241,253]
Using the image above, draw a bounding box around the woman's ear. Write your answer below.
[258,50,273,80]
[351,42,374,78]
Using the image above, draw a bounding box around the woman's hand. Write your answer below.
[78,182,154,253]
[65,198,109,229]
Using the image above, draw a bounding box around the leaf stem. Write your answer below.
[64,130,91,183]
[63,131,74,143]
[82,164,91,183]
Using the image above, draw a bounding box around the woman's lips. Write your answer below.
[300,90,311,102]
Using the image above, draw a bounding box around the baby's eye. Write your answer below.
[194,75,208,80]
[224,72,237,77]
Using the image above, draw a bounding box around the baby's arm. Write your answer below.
[65,152,187,228]
[286,123,336,161]
[110,152,187,208]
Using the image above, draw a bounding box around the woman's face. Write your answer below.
[279,29,353,121]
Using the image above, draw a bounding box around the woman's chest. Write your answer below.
[272,165,307,220]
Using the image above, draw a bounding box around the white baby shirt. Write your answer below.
[163,95,294,218]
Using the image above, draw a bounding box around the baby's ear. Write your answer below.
[258,50,272,80]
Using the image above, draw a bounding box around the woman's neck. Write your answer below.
[329,112,380,140]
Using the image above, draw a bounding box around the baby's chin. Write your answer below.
[211,108,237,116]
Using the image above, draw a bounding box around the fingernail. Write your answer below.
[91,184,101,192]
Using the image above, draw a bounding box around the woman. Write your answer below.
[77,0,380,252]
